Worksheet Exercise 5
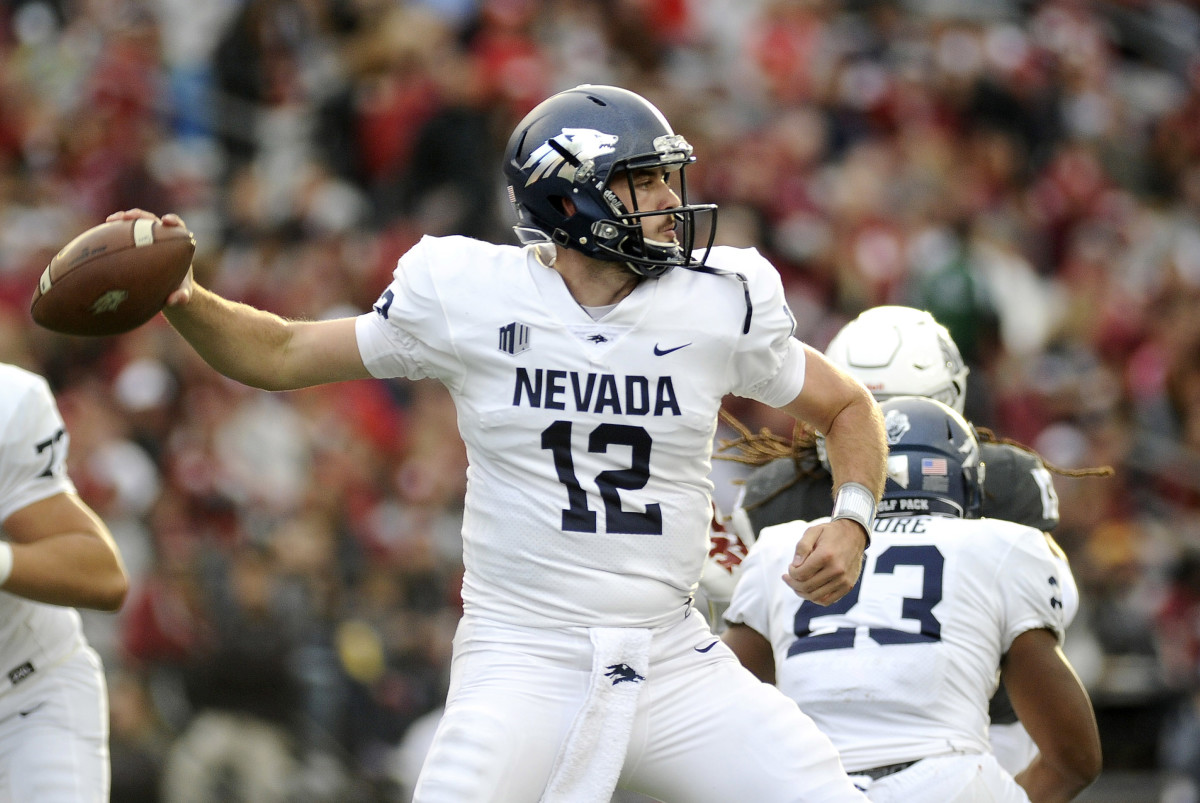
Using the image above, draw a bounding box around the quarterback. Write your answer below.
[107,84,886,802]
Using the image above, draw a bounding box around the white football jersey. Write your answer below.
[725,514,1071,773]
[0,364,88,688]
[356,236,805,628]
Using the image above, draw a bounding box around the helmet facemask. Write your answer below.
[593,156,715,277]
[540,135,714,278]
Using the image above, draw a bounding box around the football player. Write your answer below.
[0,362,129,802]
[723,396,1102,802]
[706,305,1108,775]
[106,84,886,802]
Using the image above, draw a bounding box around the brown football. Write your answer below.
[31,218,195,336]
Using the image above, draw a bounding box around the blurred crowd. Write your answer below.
[3,0,1200,800]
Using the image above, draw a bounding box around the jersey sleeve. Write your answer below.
[708,247,806,408]
[355,235,464,386]
[996,525,1072,651]
[1043,532,1081,628]
[0,376,76,523]
[723,524,799,634]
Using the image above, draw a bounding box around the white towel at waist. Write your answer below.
[540,626,653,803]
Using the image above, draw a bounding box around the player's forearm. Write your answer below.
[1006,631,1102,802]
[779,348,887,499]
[822,391,887,499]
[1014,727,1102,802]
[164,283,300,391]
[1014,755,1097,803]
[4,533,128,611]
[166,285,371,390]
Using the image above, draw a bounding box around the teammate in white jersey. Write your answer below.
[723,396,1101,803]
[707,306,1113,776]
[106,84,887,802]
[0,362,130,802]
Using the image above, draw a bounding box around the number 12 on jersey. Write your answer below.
[541,420,663,535]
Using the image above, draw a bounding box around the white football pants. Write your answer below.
[855,752,1030,803]
[414,610,867,803]
[0,647,109,802]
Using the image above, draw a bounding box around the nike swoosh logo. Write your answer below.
[654,343,691,356]
[694,640,719,653]
[18,702,46,718]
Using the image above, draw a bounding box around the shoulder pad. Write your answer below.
[980,442,1059,532]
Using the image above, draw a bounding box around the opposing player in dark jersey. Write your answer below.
[703,305,1111,776]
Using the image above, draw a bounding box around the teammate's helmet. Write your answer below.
[503,84,716,279]
[825,306,969,414]
[878,396,983,519]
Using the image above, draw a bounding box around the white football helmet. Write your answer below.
[825,306,969,414]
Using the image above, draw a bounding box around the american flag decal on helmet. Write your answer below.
[499,322,531,355]
[922,457,948,475]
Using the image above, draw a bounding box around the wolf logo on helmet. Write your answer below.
[520,128,619,187]
[883,407,912,444]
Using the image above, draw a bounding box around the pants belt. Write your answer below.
[853,759,921,781]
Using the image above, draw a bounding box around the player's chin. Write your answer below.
[658,227,679,242]
[644,233,679,251]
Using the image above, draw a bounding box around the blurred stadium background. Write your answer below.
[2,0,1199,801]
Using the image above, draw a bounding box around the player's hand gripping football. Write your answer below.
[782,518,866,605]
[105,209,194,307]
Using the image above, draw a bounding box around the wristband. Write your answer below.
[832,482,876,548]
[0,542,12,586]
